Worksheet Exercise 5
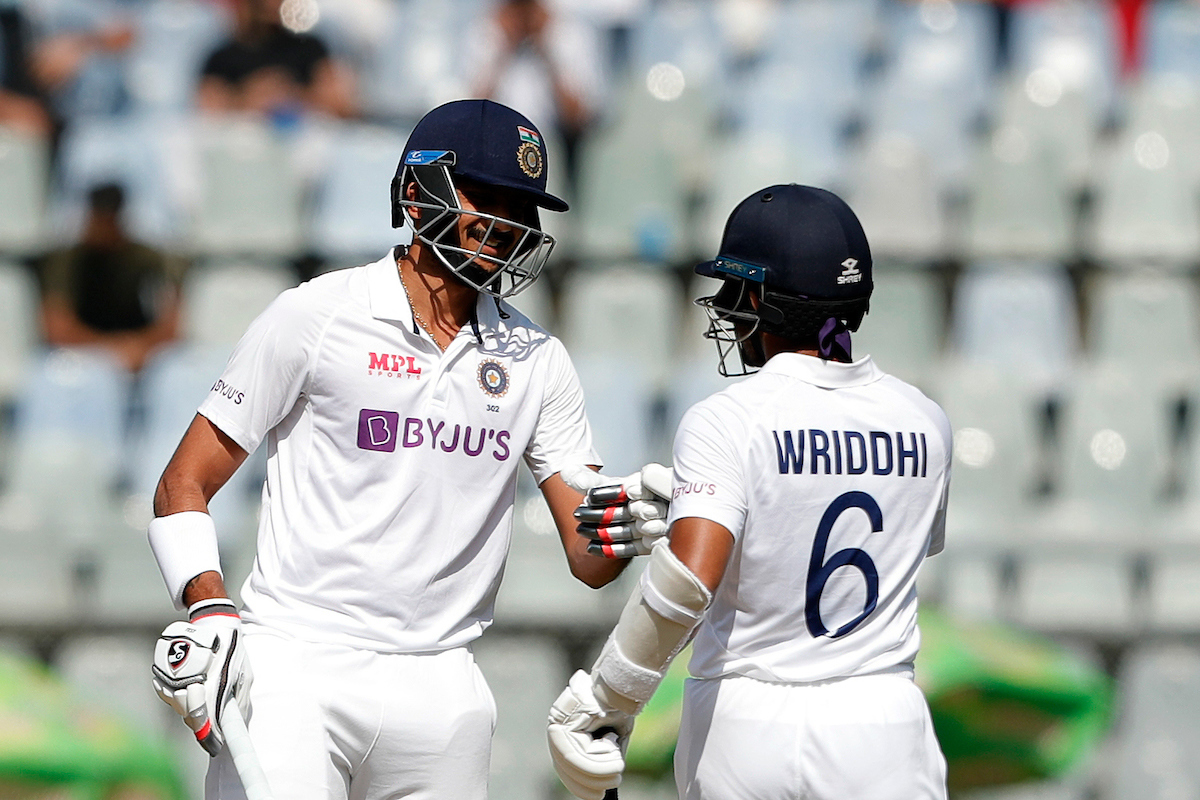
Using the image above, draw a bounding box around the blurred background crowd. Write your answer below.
[1,0,1200,797]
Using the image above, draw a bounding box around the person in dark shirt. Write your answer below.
[0,3,52,137]
[197,0,356,119]
[39,183,182,373]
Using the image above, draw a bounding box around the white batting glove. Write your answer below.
[151,599,251,757]
[563,463,672,559]
[547,669,634,800]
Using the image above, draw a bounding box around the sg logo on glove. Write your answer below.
[166,639,191,671]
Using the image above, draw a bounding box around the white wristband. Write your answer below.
[148,511,223,610]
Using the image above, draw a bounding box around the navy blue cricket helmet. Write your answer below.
[391,99,568,298]
[696,184,873,374]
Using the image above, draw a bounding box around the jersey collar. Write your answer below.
[367,249,417,328]
[761,352,884,389]
[367,249,501,346]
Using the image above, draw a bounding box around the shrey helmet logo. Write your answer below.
[478,360,510,397]
[167,640,190,671]
[838,258,862,285]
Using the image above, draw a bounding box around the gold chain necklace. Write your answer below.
[397,267,445,351]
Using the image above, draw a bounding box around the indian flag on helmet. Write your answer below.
[517,126,541,147]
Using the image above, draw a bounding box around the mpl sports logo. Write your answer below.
[368,352,423,379]
[837,258,863,285]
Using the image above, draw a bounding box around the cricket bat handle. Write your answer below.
[222,702,275,800]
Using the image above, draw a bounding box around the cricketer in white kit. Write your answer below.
[548,184,951,800]
[147,100,663,800]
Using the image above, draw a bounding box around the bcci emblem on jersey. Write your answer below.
[478,360,510,397]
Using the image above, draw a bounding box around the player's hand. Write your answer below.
[547,670,633,800]
[565,463,672,559]
[151,603,251,757]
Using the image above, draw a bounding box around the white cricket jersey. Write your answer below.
[197,251,599,653]
[667,353,951,684]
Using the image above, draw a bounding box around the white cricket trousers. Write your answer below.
[674,672,948,800]
[206,630,496,800]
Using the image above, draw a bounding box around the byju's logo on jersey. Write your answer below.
[167,639,190,672]
[478,359,509,397]
[837,258,862,285]
[368,352,423,379]
[358,409,401,452]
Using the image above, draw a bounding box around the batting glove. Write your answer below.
[151,599,251,757]
[547,669,634,800]
[565,463,672,559]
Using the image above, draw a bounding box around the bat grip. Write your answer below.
[222,702,276,800]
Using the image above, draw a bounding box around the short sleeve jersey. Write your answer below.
[197,252,599,652]
[668,353,952,683]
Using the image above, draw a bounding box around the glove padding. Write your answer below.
[565,463,672,559]
[152,610,251,756]
[548,670,634,800]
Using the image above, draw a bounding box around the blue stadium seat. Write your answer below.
[309,123,411,264]
[124,0,232,114]
[950,261,1079,383]
[865,0,998,192]
[51,114,187,248]
[1007,0,1121,125]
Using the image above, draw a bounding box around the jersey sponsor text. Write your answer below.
[402,417,512,461]
[211,379,245,405]
[773,428,928,477]
[368,352,423,378]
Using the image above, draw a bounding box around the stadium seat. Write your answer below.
[180,259,298,349]
[1007,0,1121,126]
[853,266,946,391]
[1141,0,1200,78]
[733,0,877,132]
[1010,549,1136,635]
[189,118,305,258]
[1083,269,1200,388]
[692,129,811,260]
[1106,643,1200,800]
[0,125,49,257]
[950,261,1080,383]
[124,0,232,114]
[561,264,679,471]
[358,0,463,124]
[938,364,1049,545]
[864,0,998,193]
[844,133,950,263]
[988,73,1101,196]
[1084,113,1200,269]
[961,132,1075,262]
[309,123,411,264]
[51,115,188,249]
[1040,363,1175,541]
[1117,74,1200,196]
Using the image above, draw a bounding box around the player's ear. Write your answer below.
[404,181,423,222]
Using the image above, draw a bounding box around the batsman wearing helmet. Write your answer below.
[146,99,655,800]
[548,185,951,800]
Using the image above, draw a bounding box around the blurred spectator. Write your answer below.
[466,0,607,193]
[0,2,52,137]
[39,183,183,374]
[26,2,135,120]
[197,0,357,120]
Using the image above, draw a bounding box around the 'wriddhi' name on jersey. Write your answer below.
[211,379,245,405]
[773,429,929,477]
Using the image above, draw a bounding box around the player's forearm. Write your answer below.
[564,534,628,588]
